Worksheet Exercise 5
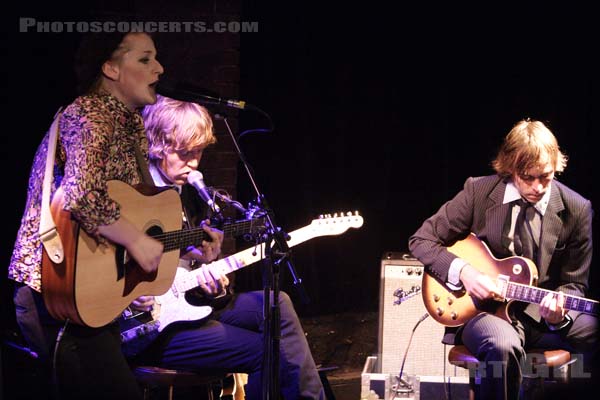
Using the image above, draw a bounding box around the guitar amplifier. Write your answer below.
[377,252,467,379]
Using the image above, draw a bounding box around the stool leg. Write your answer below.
[142,386,151,400]
[469,364,481,400]
[468,376,476,400]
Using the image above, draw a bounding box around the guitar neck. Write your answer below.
[174,224,316,293]
[506,282,600,315]
[155,218,264,253]
[171,212,363,294]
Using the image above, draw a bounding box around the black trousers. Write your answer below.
[136,291,326,400]
[13,283,143,400]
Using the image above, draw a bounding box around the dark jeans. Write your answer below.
[136,290,326,400]
[13,283,143,400]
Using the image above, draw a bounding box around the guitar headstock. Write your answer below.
[309,211,364,236]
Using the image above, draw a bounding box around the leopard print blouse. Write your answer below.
[8,92,148,292]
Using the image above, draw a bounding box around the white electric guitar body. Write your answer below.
[120,212,364,356]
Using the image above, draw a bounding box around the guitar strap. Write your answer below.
[40,114,153,263]
[39,108,65,264]
[132,139,155,187]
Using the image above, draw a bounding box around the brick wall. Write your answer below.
[97,1,243,253]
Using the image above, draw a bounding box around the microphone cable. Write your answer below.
[393,312,429,399]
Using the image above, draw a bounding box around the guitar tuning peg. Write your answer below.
[346,211,352,216]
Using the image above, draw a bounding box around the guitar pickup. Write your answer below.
[122,307,148,320]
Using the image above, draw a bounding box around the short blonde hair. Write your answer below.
[492,119,568,178]
[142,94,216,160]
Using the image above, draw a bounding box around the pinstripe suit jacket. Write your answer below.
[409,174,593,328]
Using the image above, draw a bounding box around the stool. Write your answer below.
[448,345,571,400]
[132,365,231,400]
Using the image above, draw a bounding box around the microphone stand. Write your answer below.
[217,113,307,399]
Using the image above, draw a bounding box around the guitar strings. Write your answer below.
[506,282,599,313]
[152,218,265,251]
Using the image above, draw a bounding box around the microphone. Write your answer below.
[187,170,221,213]
[156,80,247,110]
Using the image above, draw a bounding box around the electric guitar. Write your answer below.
[120,212,364,356]
[422,233,600,327]
[41,180,266,328]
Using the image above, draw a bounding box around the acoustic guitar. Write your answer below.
[42,180,265,328]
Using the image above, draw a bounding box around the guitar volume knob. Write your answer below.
[433,294,440,302]
[436,307,444,316]
[450,311,458,320]
[447,297,453,305]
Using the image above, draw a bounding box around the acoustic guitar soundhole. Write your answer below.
[116,225,164,296]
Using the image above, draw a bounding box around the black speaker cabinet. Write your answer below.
[377,252,467,379]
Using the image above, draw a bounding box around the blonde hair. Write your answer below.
[142,94,216,160]
[492,119,568,178]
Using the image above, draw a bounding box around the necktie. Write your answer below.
[513,199,539,263]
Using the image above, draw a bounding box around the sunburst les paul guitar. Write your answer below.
[120,212,364,356]
[422,233,600,327]
[41,180,266,328]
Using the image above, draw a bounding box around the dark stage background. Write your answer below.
[1,2,599,326]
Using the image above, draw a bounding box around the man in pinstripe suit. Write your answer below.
[409,119,598,399]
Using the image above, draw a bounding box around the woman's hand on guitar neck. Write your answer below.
[181,220,224,264]
[460,264,502,301]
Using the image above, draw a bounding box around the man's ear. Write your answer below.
[101,60,119,81]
